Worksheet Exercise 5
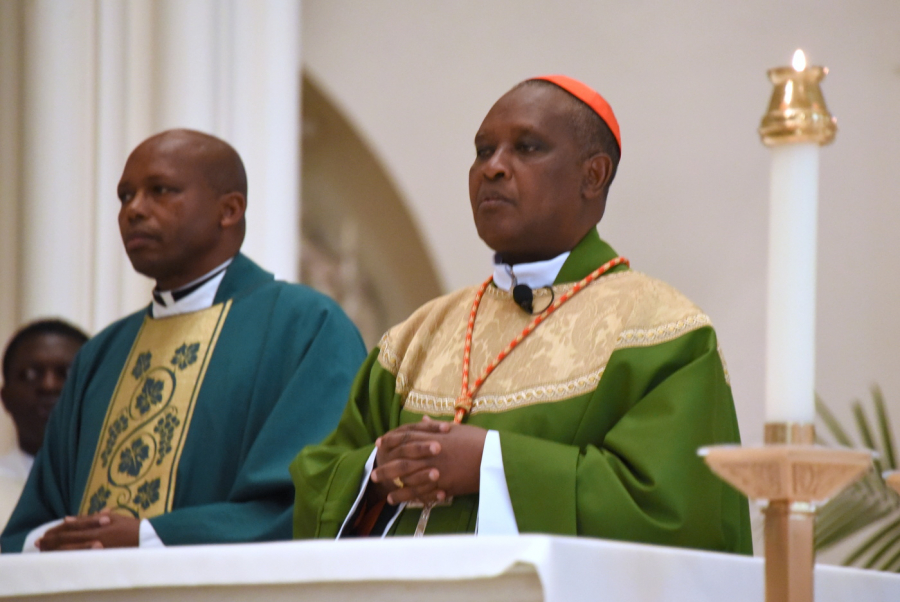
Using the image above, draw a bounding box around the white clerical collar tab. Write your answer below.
[492,251,571,291]
[150,257,233,318]
[157,291,176,307]
[156,257,234,299]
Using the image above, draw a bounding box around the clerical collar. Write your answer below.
[491,251,571,291]
[151,258,233,318]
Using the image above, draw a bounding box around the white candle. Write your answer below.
[764,141,819,423]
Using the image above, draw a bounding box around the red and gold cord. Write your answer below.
[453,256,629,423]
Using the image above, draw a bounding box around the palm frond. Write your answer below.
[852,402,878,453]
[842,515,900,565]
[815,468,897,550]
[862,531,900,569]
[878,544,900,572]
[873,386,897,470]
[816,396,855,447]
[814,390,900,571]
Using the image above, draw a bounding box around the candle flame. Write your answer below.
[792,49,807,71]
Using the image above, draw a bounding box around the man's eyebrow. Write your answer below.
[143,173,175,182]
[510,125,539,137]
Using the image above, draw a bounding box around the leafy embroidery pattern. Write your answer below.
[118,437,150,477]
[132,352,152,380]
[100,414,129,467]
[135,378,164,415]
[133,478,160,510]
[154,413,181,465]
[171,343,200,370]
[87,485,111,515]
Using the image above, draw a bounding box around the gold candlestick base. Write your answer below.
[702,423,871,602]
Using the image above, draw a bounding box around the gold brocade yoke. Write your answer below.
[378,271,719,416]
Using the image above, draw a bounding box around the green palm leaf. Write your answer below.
[814,388,900,571]
[873,387,897,471]
[816,396,854,447]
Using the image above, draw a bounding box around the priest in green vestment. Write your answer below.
[1,129,366,553]
[290,76,752,553]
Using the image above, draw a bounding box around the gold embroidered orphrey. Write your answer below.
[79,301,231,518]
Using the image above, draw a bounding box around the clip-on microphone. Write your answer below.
[507,265,554,315]
[512,283,554,315]
[513,284,534,313]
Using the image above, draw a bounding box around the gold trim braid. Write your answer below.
[616,314,711,349]
[79,302,231,518]
[404,368,607,415]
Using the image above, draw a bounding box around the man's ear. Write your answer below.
[581,153,613,201]
[218,192,247,229]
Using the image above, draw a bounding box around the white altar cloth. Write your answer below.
[1,535,898,601]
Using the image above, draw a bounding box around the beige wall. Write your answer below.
[303,0,900,443]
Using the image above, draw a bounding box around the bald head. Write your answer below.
[140,129,248,199]
[117,129,248,290]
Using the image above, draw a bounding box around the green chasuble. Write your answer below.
[290,230,752,554]
[1,254,367,552]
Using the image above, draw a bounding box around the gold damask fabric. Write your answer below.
[379,271,710,416]
[79,302,231,518]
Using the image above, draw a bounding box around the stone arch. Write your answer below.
[301,75,443,347]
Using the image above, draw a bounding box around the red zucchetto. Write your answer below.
[529,74,621,153]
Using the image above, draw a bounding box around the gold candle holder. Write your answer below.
[703,426,871,602]
[759,53,837,147]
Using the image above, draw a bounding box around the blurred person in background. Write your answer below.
[0,319,88,534]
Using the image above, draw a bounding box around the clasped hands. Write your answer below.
[369,416,488,506]
[36,509,140,552]
[36,417,487,548]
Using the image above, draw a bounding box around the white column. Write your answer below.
[97,0,158,321]
[93,0,132,328]
[118,0,158,315]
[0,0,24,456]
[152,0,302,280]
[0,0,23,344]
[20,0,97,327]
[153,0,219,132]
[229,0,302,281]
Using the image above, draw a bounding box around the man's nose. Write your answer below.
[121,190,149,222]
[483,148,510,180]
[37,368,66,394]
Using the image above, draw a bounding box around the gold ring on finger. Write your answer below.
[393,477,405,489]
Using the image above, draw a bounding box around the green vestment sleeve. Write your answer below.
[500,326,751,553]
[291,349,400,539]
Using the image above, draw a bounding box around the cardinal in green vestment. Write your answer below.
[290,76,752,554]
